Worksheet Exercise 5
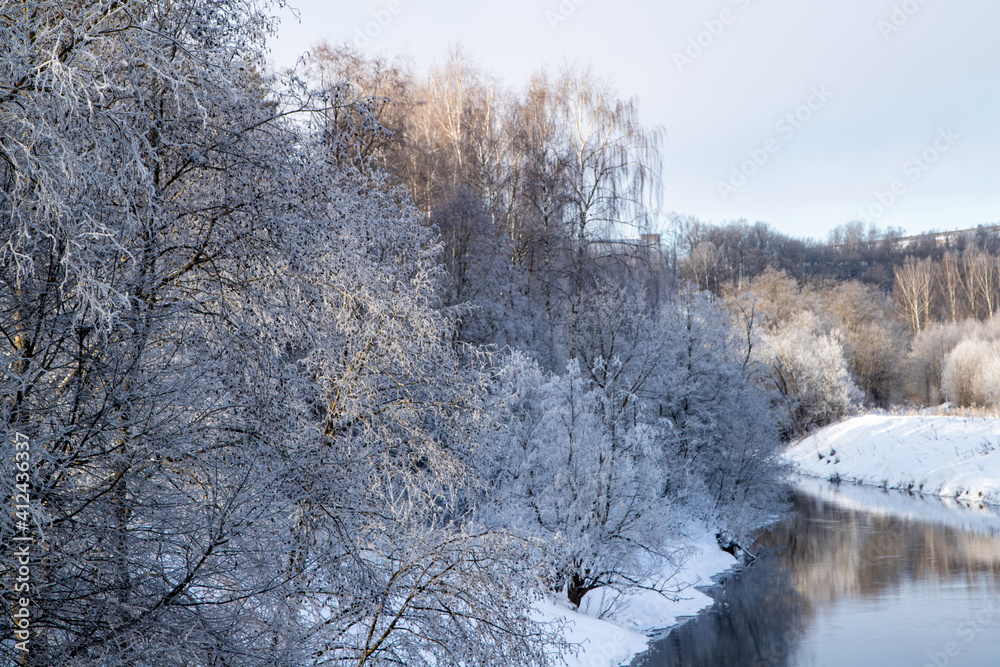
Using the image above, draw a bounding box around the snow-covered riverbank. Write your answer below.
[537,528,739,667]
[537,410,999,667]
[786,414,1000,506]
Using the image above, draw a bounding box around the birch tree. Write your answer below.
[894,256,935,333]
[939,251,965,323]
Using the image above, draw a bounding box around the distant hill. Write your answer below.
[677,220,1000,292]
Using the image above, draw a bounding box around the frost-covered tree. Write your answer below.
[0,2,559,665]
[482,285,785,607]
[256,170,561,667]
[756,314,860,437]
[295,41,411,172]
[1,2,308,663]
[730,271,862,434]
[485,353,679,607]
[653,290,786,537]
[740,268,812,333]
[894,256,934,334]
[431,188,536,351]
[825,281,907,407]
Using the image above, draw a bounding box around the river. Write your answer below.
[629,478,1000,667]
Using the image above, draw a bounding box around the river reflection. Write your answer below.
[630,481,1000,667]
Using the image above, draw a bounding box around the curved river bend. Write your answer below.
[630,479,1000,667]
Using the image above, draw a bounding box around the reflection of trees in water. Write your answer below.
[630,557,805,667]
[781,492,1000,606]
[630,488,1000,667]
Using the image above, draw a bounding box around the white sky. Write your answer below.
[266,0,1000,241]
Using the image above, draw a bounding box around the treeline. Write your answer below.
[0,7,786,667]
[299,44,669,366]
[297,45,1000,428]
[893,250,1000,331]
[675,221,1000,422]
[678,217,1000,292]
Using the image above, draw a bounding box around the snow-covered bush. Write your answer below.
[907,317,1000,405]
[905,321,973,404]
[942,339,1000,407]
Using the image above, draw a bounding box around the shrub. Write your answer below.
[942,338,1000,407]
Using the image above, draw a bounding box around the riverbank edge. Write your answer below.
[535,526,758,667]
[793,469,1000,508]
[785,413,1000,508]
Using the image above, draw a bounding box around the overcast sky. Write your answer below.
[266,0,1000,241]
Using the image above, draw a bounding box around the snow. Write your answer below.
[536,528,738,667]
[534,599,650,667]
[786,414,1000,506]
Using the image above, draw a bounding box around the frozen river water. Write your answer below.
[629,479,1000,667]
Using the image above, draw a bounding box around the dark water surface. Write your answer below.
[630,480,1000,667]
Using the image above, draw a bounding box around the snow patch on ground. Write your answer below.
[534,599,649,667]
[535,528,737,667]
[786,414,1000,506]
